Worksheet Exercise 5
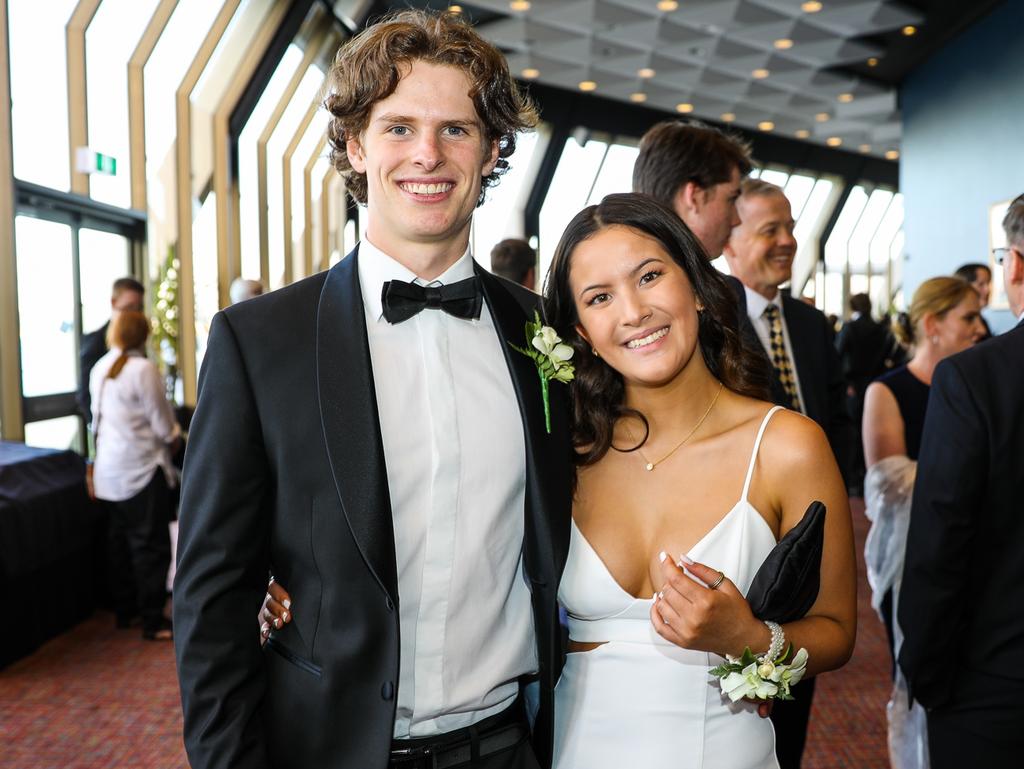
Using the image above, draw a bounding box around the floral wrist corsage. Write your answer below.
[710,622,808,702]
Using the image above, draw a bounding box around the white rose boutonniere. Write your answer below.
[510,311,575,433]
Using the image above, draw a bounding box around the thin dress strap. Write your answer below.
[741,406,785,503]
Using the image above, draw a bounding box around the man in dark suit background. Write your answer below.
[173,11,571,769]
[723,177,852,769]
[898,194,1024,766]
[77,277,145,425]
[835,292,892,492]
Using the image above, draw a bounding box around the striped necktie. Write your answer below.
[763,303,802,412]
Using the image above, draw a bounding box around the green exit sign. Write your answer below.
[75,147,117,176]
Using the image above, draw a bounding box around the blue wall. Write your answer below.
[901,0,1024,332]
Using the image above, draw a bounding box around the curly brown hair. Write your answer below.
[542,193,772,467]
[324,9,538,206]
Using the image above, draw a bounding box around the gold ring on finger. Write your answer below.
[708,571,725,590]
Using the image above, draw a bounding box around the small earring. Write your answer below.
[592,347,600,358]
[931,335,940,345]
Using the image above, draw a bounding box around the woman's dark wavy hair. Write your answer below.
[542,193,772,467]
[324,9,538,206]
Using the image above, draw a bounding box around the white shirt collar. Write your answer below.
[743,284,783,319]
[358,237,475,322]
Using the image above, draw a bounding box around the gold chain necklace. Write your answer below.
[625,382,724,471]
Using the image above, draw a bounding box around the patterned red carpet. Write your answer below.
[1,500,889,769]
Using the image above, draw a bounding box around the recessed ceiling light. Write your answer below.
[867,57,879,67]
[657,0,679,11]
[638,67,656,79]
[752,68,770,79]
[795,129,811,139]
[520,68,540,79]
[885,149,900,160]
[721,112,736,123]
[448,4,462,13]
[630,92,648,103]
[838,93,854,103]
[902,25,917,36]
[826,137,842,147]
[509,0,530,11]
[859,144,872,153]
[815,112,831,122]
[774,39,794,50]
[801,1,823,12]
[676,102,694,113]
[578,80,597,92]
[758,121,775,131]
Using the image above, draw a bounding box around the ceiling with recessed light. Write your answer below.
[347,0,1005,160]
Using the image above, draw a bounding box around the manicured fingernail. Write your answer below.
[261,622,269,636]
[283,599,291,610]
[282,611,290,623]
[658,551,667,563]
[657,591,664,599]
[678,553,694,565]
[273,618,281,628]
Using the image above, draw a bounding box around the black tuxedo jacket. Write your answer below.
[729,278,852,479]
[78,321,109,423]
[898,323,1024,714]
[778,294,853,482]
[835,314,890,397]
[173,250,573,769]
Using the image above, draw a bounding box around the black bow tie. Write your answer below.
[381,276,483,324]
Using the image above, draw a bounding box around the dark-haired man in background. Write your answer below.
[491,237,537,290]
[78,277,145,425]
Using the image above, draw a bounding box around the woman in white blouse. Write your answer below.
[90,310,181,640]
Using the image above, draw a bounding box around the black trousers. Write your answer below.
[928,703,1024,768]
[105,469,171,634]
[388,696,539,769]
[770,677,816,769]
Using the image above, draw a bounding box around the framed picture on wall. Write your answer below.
[988,199,1011,310]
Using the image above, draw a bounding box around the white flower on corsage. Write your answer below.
[710,646,809,702]
[509,311,575,433]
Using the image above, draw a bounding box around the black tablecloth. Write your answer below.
[0,442,102,668]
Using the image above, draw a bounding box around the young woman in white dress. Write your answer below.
[262,194,856,768]
[541,193,855,769]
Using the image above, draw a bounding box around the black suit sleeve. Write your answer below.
[821,315,854,484]
[897,357,985,707]
[173,312,273,769]
[78,327,107,423]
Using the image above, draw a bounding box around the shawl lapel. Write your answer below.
[316,248,398,604]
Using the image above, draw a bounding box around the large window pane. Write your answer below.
[586,143,639,206]
[16,217,76,396]
[871,194,904,271]
[87,0,163,208]
[538,136,608,284]
[79,228,132,334]
[193,193,219,375]
[267,64,326,288]
[848,189,894,272]
[8,0,78,189]
[472,129,542,271]
[783,174,816,219]
[824,186,869,271]
[238,43,305,280]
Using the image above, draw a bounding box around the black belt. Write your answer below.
[389,697,528,769]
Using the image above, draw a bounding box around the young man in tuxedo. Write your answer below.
[898,195,1024,767]
[723,178,852,769]
[173,11,571,769]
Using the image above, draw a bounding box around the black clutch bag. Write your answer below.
[746,501,826,624]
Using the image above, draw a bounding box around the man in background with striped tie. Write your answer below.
[723,177,853,769]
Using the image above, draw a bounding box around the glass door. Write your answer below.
[15,205,139,452]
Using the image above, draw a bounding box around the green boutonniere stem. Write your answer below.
[539,369,551,434]
[509,311,575,436]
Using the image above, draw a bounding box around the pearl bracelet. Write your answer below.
[759,620,785,664]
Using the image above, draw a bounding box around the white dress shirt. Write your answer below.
[743,285,807,411]
[90,348,180,502]
[357,238,535,738]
